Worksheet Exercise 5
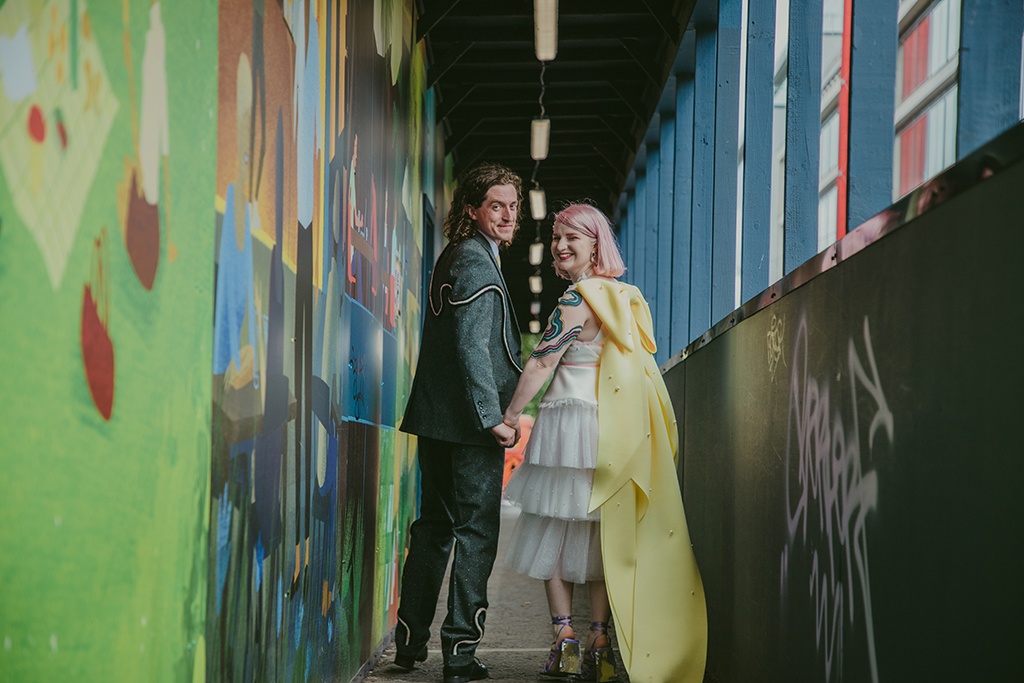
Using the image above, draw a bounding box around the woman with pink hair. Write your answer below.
[502,204,706,682]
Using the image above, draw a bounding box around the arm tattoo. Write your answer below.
[532,308,583,358]
[560,289,583,307]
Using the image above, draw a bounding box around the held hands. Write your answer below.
[489,421,519,448]
[490,411,521,448]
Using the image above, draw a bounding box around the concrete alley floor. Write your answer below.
[365,504,627,683]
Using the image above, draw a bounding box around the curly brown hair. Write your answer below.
[443,162,523,246]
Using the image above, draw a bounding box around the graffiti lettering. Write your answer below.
[781,314,893,683]
[767,313,785,380]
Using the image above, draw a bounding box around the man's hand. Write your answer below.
[489,422,518,448]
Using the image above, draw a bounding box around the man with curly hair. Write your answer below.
[395,162,524,683]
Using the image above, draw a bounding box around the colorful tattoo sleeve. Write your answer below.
[531,307,583,358]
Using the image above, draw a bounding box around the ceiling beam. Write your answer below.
[427,22,669,43]
[606,81,649,123]
[427,41,474,89]
[637,0,682,43]
[435,64,656,86]
[446,119,482,151]
[618,38,662,87]
[436,84,476,123]
[417,0,463,42]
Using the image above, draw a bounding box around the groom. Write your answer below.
[395,162,524,683]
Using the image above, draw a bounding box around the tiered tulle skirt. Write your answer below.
[504,398,604,584]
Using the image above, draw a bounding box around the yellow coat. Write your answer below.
[577,279,707,683]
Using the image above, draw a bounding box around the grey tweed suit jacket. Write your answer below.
[400,232,522,447]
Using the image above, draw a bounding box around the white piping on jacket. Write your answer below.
[428,277,523,373]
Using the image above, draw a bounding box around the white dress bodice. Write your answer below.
[540,329,605,406]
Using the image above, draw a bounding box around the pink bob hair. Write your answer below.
[553,203,626,278]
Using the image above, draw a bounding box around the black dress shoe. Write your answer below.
[394,645,428,671]
[442,658,489,683]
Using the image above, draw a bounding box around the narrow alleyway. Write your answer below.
[366,504,626,683]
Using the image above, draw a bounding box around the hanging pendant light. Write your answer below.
[531,118,550,160]
[529,241,545,266]
[534,0,558,62]
[530,189,547,221]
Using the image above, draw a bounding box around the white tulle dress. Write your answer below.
[503,328,605,584]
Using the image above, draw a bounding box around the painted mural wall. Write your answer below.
[0,0,217,679]
[205,0,440,681]
[2,0,443,681]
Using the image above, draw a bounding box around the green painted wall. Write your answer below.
[0,0,216,680]
[1,0,440,681]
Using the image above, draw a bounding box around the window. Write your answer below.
[819,112,841,184]
[894,0,961,198]
[895,85,957,196]
[822,0,845,83]
[736,0,751,307]
[818,185,839,249]
[769,0,790,283]
[817,0,847,253]
[817,111,841,251]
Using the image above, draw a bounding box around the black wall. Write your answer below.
[664,152,1024,681]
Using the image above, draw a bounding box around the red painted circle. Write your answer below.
[27,104,45,143]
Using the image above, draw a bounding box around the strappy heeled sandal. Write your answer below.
[576,621,617,682]
[540,615,582,678]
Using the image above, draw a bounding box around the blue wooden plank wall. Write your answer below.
[619,204,630,273]
[847,0,897,229]
[633,172,648,287]
[656,115,677,364]
[712,0,742,322]
[783,0,823,273]
[740,0,776,302]
[691,26,718,339]
[958,0,1024,158]
[671,75,696,352]
[645,144,662,305]
[624,189,632,279]
[621,0,1022,363]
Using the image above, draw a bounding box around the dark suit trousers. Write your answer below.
[396,436,504,668]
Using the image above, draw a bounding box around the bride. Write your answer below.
[501,203,707,682]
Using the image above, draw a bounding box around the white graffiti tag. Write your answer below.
[780,314,893,683]
[767,313,785,380]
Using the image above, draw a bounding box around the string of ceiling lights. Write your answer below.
[527,0,557,335]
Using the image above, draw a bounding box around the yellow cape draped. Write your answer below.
[577,279,707,683]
